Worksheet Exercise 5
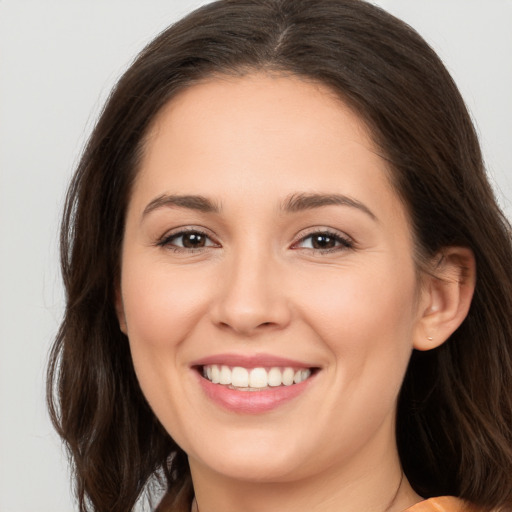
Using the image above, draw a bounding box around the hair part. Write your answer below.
[48,0,512,510]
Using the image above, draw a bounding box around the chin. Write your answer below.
[187,432,311,483]
[203,455,306,483]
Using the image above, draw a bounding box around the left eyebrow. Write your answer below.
[282,192,377,221]
[142,194,221,219]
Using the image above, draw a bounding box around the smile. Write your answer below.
[202,365,312,390]
[193,356,318,413]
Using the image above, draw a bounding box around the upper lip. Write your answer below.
[190,353,317,369]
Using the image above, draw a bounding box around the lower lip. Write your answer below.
[196,371,315,414]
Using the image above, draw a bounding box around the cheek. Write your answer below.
[120,260,212,360]
[119,259,214,434]
[298,263,417,427]
[295,259,418,401]
[300,263,417,343]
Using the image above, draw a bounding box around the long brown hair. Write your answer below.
[47,1,512,510]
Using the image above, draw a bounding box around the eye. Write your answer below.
[293,230,353,252]
[157,229,219,251]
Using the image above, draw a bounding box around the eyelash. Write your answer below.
[156,228,354,254]
[292,229,354,253]
[156,228,218,252]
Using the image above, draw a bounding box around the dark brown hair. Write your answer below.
[47,1,512,510]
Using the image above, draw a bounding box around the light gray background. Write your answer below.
[1,1,511,511]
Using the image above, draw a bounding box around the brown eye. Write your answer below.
[311,234,336,249]
[295,231,353,252]
[158,229,218,250]
[181,232,207,248]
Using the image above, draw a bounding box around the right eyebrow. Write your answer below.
[282,192,377,221]
[142,194,221,220]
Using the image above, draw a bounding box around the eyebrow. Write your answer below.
[142,192,377,221]
[142,194,220,218]
[282,192,377,220]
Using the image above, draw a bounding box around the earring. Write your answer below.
[427,336,433,341]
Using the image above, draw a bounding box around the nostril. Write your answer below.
[217,320,278,332]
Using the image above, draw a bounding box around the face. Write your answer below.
[118,73,426,485]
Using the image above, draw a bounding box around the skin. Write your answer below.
[117,73,475,512]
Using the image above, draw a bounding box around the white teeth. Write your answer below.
[282,367,294,386]
[268,367,282,387]
[211,365,220,384]
[202,365,313,389]
[220,365,231,385]
[295,369,311,383]
[249,367,267,388]
[232,367,249,387]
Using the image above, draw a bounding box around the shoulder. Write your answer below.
[404,497,475,512]
[404,497,511,512]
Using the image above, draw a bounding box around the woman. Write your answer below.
[47,0,512,511]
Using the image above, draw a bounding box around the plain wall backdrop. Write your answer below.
[1,1,511,511]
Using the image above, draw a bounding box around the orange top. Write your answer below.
[406,497,469,511]
[190,496,470,512]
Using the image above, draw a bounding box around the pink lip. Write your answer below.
[191,353,318,414]
[190,352,314,369]
[196,373,315,414]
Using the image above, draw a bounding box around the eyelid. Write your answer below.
[290,227,354,252]
[156,226,221,249]
[154,225,354,253]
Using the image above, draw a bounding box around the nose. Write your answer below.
[210,249,292,336]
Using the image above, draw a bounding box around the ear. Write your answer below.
[413,247,476,351]
[115,287,128,335]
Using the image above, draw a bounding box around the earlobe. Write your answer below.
[115,288,128,335]
[413,247,476,351]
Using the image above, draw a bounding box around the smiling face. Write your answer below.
[118,73,427,488]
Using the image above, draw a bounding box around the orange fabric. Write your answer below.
[190,496,471,511]
[405,497,470,511]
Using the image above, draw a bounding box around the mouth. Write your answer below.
[191,354,319,413]
[199,364,314,391]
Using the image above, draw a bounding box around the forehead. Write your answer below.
[146,72,374,154]
[131,73,405,225]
